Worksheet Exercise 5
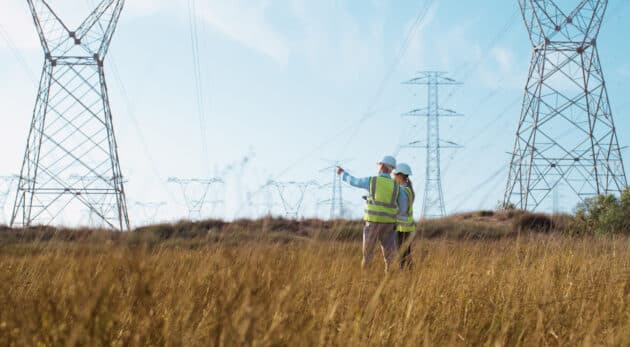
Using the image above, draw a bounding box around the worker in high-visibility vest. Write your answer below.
[337,155,408,271]
[393,163,415,270]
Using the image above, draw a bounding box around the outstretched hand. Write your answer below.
[336,166,344,175]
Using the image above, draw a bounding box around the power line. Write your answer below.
[187,0,211,173]
[87,0,177,204]
[443,8,519,104]
[0,23,38,86]
[451,163,507,212]
[338,0,435,156]
[270,0,435,179]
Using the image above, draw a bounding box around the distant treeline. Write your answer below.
[2,200,629,248]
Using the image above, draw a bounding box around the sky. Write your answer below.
[1,0,629,227]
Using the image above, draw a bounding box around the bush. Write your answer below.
[497,200,516,210]
[512,212,554,233]
[475,210,495,218]
[573,187,630,235]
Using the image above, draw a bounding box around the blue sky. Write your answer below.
[1,0,629,226]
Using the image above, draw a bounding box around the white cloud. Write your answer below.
[123,0,170,17]
[1,0,290,66]
[289,1,386,82]
[196,1,289,66]
[492,47,514,72]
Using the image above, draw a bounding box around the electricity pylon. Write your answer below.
[12,0,129,230]
[403,72,462,218]
[219,150,255,219]
[319,159,352,220]
[168,177,223,220]
[134,202,166,225]
[248,178,279,217]
[0,176,17,225]
[266,181,318,219]
[505,0,627,210]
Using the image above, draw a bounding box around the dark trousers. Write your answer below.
[397,231,413,270]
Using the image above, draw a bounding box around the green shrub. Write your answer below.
[574,187,630,235]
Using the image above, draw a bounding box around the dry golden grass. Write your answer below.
[1,235,629,346]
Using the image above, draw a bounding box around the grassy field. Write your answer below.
[1,227,629,346]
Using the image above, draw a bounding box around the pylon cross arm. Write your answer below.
[519,0,606,45]
[27,0,124,59]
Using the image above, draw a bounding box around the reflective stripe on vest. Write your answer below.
[397,186,416,232]
[364,176,399,223]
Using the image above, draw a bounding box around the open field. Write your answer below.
[1,218,629,346]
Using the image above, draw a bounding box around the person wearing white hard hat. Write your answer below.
[336,155,408,272]
[393,163,415,270]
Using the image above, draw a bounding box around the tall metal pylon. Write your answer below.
[11,0,129,230]
[505,0,626,210]
[403,72,462,218]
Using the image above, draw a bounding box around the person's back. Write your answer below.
[364,175,400,224]
[337,155,406,271]
[394,163,415,269]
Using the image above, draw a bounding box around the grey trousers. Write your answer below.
[362,222,398,271]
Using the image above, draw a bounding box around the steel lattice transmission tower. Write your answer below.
[168,177,224,220]
[505,0,626,210]
[0,176,18,225]
[12,0,129,230]
[265,181,318,219]
[319,159,352,220]
[134,202,166,226]
[403,72,462,218]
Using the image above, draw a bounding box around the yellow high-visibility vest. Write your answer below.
[397,186,415,232]
[364,176,399,223]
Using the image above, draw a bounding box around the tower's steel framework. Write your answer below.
[505,0,626,210]
[404,72,462,218]
[12,0,129,230]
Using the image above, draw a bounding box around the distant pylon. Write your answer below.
[134,202,166,225]
[0,176,17,224]
[319,159,352,219]
[266,181,318,219]
[11,0,129,230]
[505,0,627,210]
[403,72,462,218]
[168,177,223,220]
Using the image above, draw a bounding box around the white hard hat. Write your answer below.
[394,163,413,176]
[379,155,397,168]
